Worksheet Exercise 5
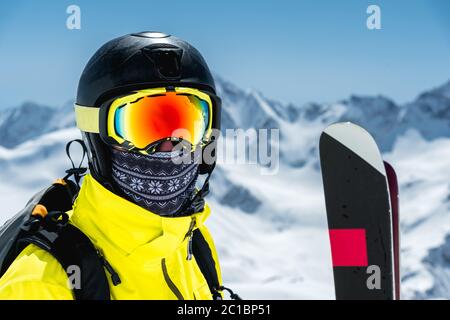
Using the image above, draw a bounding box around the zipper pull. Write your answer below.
[185,218,196,260]
[187,235,194,260]
[97,249,121,286]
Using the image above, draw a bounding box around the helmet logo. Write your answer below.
[143,46,183,80]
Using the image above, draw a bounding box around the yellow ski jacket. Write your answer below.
[0,174,222,300]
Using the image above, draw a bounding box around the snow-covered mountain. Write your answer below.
[0,77,449,299]
[0,100,75,148]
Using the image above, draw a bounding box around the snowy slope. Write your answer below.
[0,78,450,299]
[384,131,450,299]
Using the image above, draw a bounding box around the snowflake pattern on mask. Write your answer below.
[112,168,127,181]
[167,178,180,192]
[148,180,163,194]
[129,177,144,192]
[182,172,192,186]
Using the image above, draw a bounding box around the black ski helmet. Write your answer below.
[76,31,221,189]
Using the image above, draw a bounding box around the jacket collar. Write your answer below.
[71,174,210,256]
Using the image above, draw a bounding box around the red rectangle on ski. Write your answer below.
[329,229,368,267]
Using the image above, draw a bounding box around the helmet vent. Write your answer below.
[142,46,183,79]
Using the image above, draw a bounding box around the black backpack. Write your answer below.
[0,140,228,300]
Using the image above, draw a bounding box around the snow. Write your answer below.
[384,130,450,299]
[206,200,334,299]
[0,128,82,211]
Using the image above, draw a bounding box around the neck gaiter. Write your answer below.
[111,148,199,216]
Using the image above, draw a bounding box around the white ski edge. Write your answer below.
[323,122,386,176]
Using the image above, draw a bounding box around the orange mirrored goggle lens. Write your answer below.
[111,92,210,150]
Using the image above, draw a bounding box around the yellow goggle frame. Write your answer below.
[75,87,214,154]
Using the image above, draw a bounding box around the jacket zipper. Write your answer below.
[161,258,184,300]
[96,249,121,286]
[185,217,196,260]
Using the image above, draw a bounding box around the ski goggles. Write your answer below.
[75,87,215,154]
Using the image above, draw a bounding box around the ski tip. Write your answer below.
[384,161,396,176]
[321,122,386,175]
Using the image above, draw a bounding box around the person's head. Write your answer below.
[75,32,221,216]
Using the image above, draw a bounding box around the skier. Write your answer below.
[0,32,229,300]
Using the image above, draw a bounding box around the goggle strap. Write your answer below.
[74,104,100,133]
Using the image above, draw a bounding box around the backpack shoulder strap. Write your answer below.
[19,223,111,300]
[191,228,222,300]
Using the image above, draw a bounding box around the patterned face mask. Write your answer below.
[110,148,199,216]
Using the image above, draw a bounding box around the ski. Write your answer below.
[319,122,397,300]
[384,161,400,300]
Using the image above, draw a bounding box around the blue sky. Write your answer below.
[0,0,449,108]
